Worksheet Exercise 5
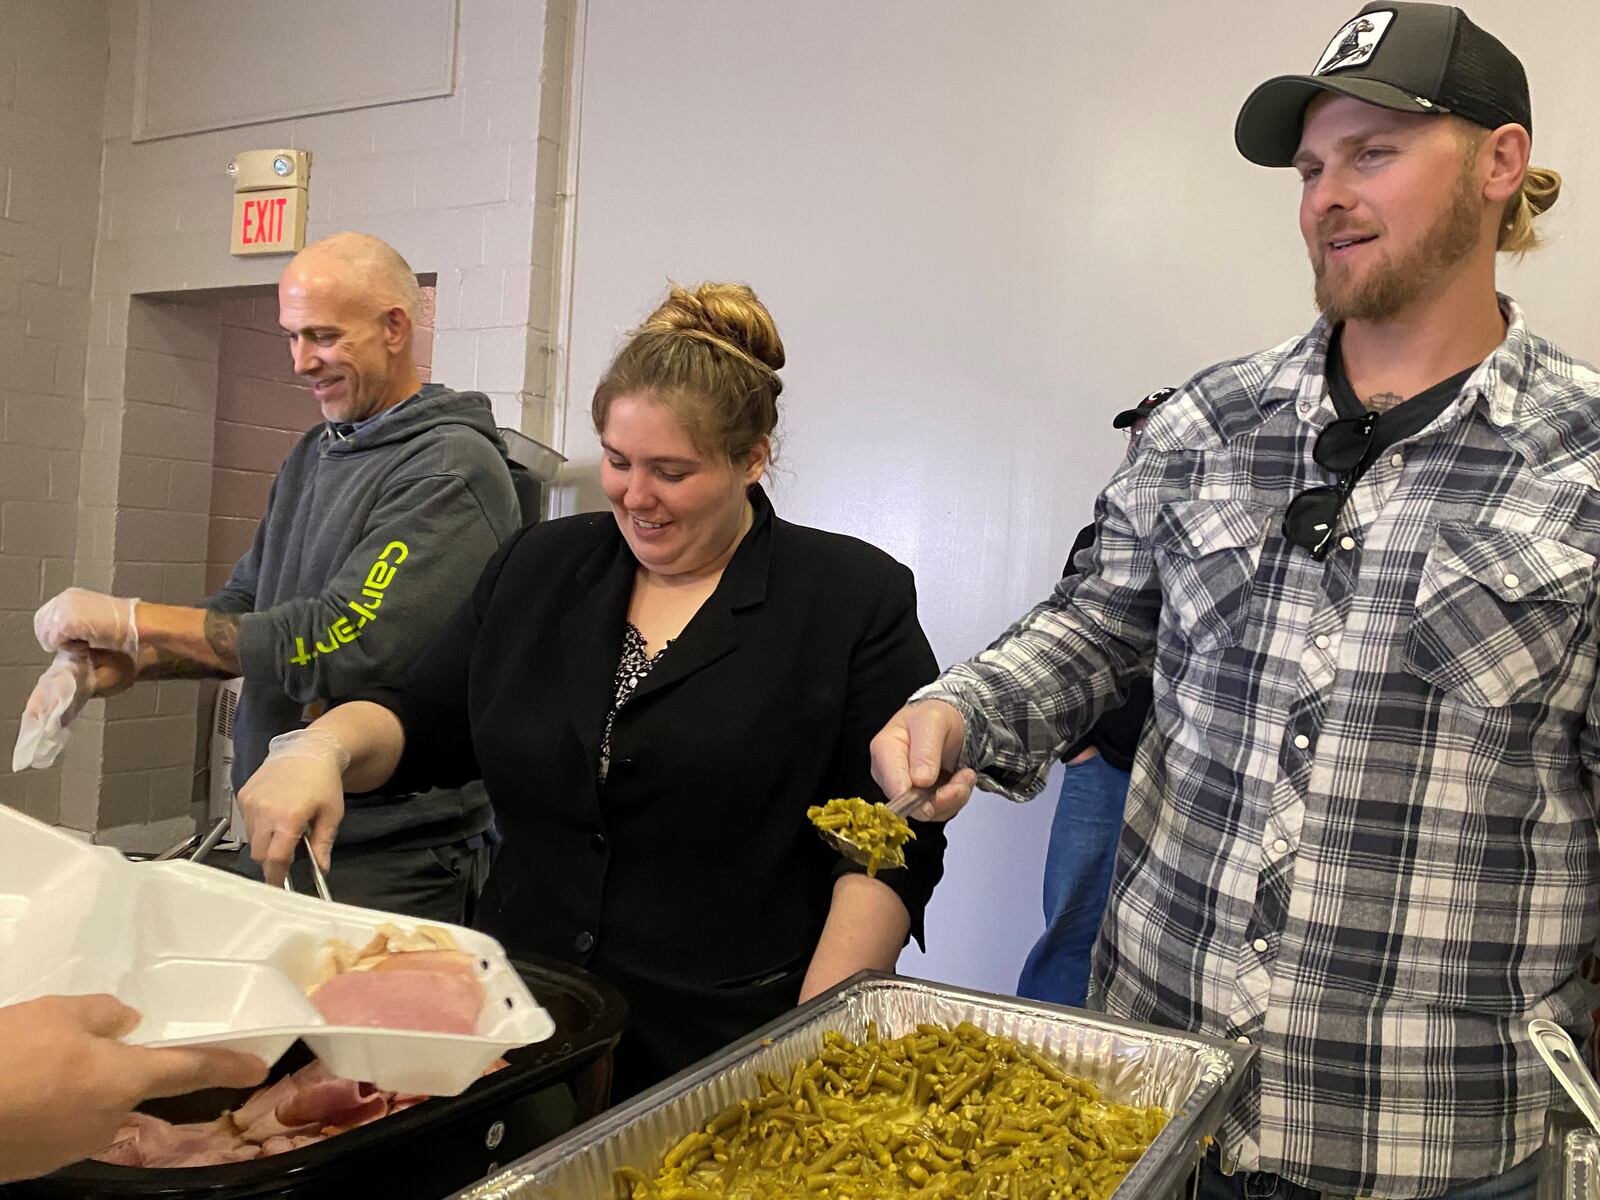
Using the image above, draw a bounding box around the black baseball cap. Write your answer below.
[1235,2,1531,168]
[1112,387,1176,430]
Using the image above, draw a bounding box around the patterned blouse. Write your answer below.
[598,622,670,783]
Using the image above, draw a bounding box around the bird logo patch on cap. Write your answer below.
[1314,10,1396,75]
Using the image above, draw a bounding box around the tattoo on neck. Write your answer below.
[1366,391,1405,414]
[203,609,242,672]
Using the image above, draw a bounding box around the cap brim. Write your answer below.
[1110,409,1142,430]
[1235,74,1446,167]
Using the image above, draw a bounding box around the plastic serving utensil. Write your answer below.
[816,787,933,872]
[1530,1018,1600,1132]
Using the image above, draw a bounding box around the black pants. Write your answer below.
[285,835,492,924]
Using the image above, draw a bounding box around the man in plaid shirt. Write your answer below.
[873,5,1587,1198]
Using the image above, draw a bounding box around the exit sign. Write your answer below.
[231,187,306,256]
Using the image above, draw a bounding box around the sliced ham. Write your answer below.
[304,923,486,1035]
[92,1057,511,1169]
[278,1071,389,1131]
[230,1070,320,1142]
[98,1113,264,1169]
[308,968,483,1035]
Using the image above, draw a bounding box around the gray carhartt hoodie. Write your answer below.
[207,383,518,846]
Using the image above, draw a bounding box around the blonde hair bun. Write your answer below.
[593,281,786,464]
[643,282,786,378]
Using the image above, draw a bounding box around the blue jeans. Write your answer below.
[1196,1146,1539,1200]
[1015,752,1130,1006]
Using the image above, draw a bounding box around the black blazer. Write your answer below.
[364,486,945,1095]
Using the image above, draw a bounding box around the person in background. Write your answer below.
[235,282,947,1098]
[0,994,263,1183]
[16,232,519,922]
[1015,388,1171,1008]
[873,5,1577,1197]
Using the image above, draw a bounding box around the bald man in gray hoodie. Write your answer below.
[21,233,520,921]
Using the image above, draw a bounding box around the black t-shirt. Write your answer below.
[1058,522,1153,772]
[1325,326,1478,458]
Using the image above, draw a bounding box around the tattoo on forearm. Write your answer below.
[134,610,244,682]
[203,610,243,672]
[148,647,225,681]
[1366,391,1405,413]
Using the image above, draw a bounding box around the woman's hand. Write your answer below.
[239,728,350,887]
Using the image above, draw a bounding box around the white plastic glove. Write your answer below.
[34,588,141,658]
[12,653,94,772]
[239,728,351,888]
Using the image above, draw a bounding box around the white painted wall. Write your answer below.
[555,0,1600,992]
[93,0,562,431]
[130,0,458,141]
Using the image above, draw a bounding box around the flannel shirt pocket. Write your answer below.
[1153,498,1272,654]
[1405,523,1594,707]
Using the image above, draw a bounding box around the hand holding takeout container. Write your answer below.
[0,806,553,1096]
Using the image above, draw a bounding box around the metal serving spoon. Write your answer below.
[1530,1018,1600,1132]
[815,787,934,873]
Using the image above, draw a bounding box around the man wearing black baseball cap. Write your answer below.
[1236,2,1534,170]
[872,5,1589,1199]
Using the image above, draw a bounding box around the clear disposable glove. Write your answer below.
[34,588,141,658]
[239,728,351,888]
[12,653,95,773]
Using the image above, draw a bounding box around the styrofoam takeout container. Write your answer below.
[0,806,554,1096]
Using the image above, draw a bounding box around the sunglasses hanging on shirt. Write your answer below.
[1282,411,1379,560]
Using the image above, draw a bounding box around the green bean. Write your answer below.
[662,1131,711,1170]
[801,1076,825,1115]
[940,1063,992,1108]
[854,1057,880,1096]
[806,797,916,876]
[806,1140,853,1176]
[705,1103,744,1136]
[611,1020,1168,1200]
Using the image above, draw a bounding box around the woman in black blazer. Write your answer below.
[238,283,945,1097]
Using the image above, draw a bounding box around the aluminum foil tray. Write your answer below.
[1563,1130,1600,1200]
[452,971,1255,1200]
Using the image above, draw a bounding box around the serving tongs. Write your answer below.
[148,817,330,901]
[283,836,333,902]
[153,815,231,863]
[816,786,935,872]
[1529,1018,1600,1132]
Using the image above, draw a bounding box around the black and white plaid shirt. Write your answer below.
[921,298,1600,1196]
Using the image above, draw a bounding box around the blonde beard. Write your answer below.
[1312,158,1484,323]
